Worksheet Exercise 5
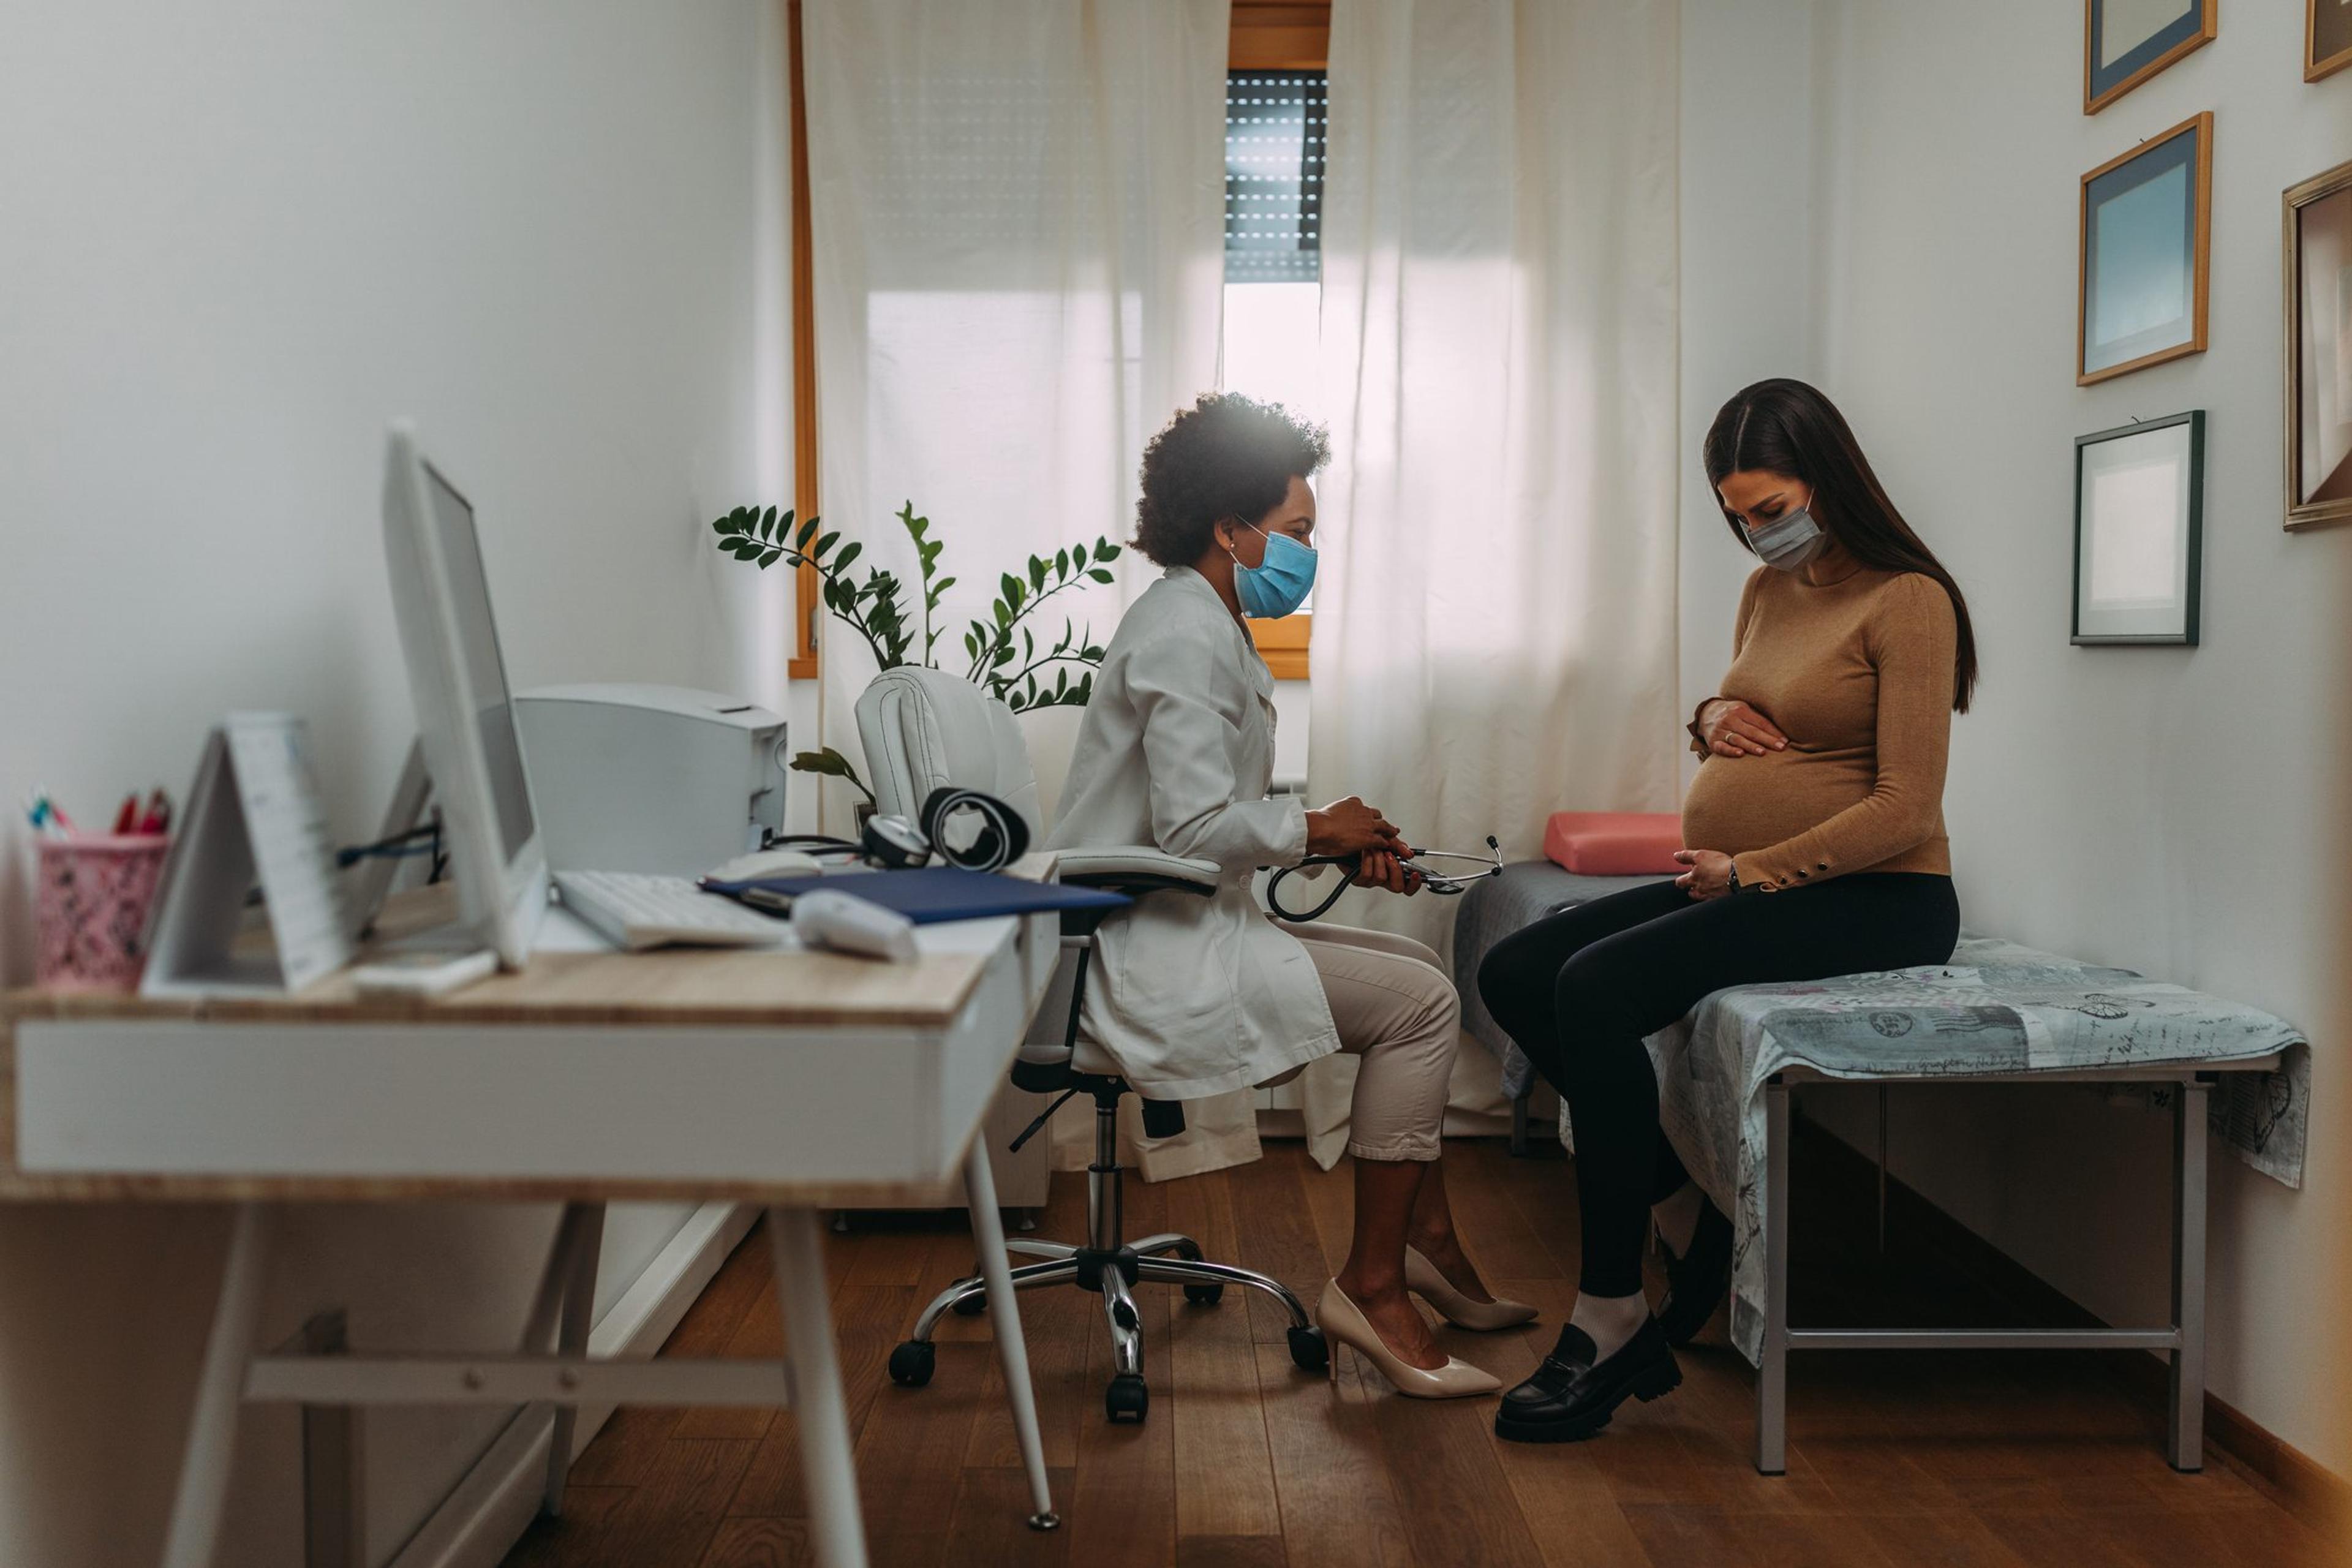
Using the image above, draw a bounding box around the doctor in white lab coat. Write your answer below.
[1049,393,1533,1397]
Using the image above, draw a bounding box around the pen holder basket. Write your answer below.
[34,835,173,993]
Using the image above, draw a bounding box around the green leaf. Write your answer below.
[758,549,782,569]
[1029,556,1047,593]
[832,540,863,571]
[1000,572,1020,604]
[796,516,821,549]
[930,575,957,598]
[1087,568,1114,584]
[760,505,778,540]
[712,516,736,537]
[1056,547,1070,578]
[812,530,840,559]
[1096,541,1122,561]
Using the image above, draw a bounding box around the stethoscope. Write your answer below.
[1265,836,1504,922]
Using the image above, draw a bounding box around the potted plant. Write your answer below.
[712,500,1122,803]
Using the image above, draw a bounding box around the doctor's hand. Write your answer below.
[1306,796,1404,858]
[1697,699,1788,757]
[1673,849,1736,900]
[1353,847,1423,896]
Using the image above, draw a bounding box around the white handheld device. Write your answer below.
[790,890,918,963]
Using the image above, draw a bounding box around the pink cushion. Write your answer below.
[1542,811,1684,875]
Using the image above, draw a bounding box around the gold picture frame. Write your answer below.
[2285,158,2352,532]
[2078,113,2214,387]
[2309,0,2352,83]
[2084,0,2216,115]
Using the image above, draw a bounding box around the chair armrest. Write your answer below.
[1057,846,1221,898]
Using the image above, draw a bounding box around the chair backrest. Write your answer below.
[853,666,1043,838]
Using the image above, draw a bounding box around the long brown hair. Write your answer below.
[1703,379,1978,712]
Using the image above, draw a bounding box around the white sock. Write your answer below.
[1567,1289,1648,1362]
[1652,1181,1703,1258]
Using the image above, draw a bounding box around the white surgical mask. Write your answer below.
[1747,491,1828,573]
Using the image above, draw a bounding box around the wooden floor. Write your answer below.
[503,1134,2337,1568]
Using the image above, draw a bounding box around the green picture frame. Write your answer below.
[2073,411,2204,647]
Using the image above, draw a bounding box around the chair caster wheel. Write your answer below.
[888,1341,935,1388]
[951,1291,988,1317]
[1286,1325,1329,1374]
[1105,1374,1148,1423]
[1183,1281,1224,1306]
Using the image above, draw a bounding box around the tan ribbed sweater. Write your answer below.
[1681,565,1955,891]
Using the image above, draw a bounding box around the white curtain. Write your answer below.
[1310,0,1683,938]
[1293,0,1683,1158]
[802,0,1231,831]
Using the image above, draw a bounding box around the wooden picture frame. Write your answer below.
[2079,113,2213,386]
[2285,159,2352,531]
[2084,0,2217,115]
[2073,412,2203,646]
[2309,0,2352,83]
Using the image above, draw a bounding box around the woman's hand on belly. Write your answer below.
[1672,848,1735,900]
[1697,699,1789,757]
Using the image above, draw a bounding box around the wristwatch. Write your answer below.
[1725,860,1743,895]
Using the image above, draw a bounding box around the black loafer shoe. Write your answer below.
[1656,1196,1733,1347]
[1493,1317,1681,1444]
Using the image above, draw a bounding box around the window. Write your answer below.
[1221,68,1327,677]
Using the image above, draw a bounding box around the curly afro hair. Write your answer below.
[1133,392,1330,568]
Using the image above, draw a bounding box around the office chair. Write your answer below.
[853,668,1327,1423]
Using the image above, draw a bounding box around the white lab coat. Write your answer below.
[1048,567,1341,1115]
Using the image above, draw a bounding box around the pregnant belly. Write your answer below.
[1680,747,1875,856]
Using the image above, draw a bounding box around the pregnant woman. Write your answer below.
[1476,378,1975,1444]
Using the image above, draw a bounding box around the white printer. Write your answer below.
[514,684,788,876]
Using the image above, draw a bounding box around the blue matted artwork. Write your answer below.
[2084,0,2215,113]
[2079,113,2210,384]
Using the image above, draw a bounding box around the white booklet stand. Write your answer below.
[143,713,356,997]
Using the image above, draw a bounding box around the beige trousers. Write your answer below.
[1284,922,1460,1163]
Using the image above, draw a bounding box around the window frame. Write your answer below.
[1229,4,1330,679]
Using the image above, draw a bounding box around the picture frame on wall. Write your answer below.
[2079,113,2212,386]
[2084,0,2216,114]
[2309,0,2352,83]
[2285,159,2352,531]
[2074,412,2204,646]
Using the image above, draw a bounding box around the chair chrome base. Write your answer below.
[891,1087,1329,1423]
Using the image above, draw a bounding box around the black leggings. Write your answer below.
[1476,873,1959,1297]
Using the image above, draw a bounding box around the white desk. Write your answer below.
[1,892,1065,1568]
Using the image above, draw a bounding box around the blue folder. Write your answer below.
[699,865,1129,925]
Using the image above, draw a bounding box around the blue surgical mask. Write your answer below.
[1229,522,1317,619]
[1747,491,1828,573]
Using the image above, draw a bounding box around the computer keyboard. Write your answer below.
[554,870,790,951]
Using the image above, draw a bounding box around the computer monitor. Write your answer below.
[380,423,548,968]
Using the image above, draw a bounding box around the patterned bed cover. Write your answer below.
[1454,864,2312,1365]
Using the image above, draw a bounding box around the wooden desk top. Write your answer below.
[1,884,999,1031]
[0,881,1051,1207]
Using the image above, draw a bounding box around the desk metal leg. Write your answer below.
[541,1202,606,1516]
[770,1207,869,1568]
[1755,1077,1790,1476]
[962,1142,1060,1531]
[161,1203,271,1568]
[2168,1080,2208,1472]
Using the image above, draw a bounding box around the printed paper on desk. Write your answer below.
[142,713,354,996]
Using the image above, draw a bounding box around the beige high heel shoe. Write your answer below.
[1404,1245,1539,1331]
[1316,1280,1503,1399]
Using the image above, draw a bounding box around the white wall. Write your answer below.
[1787,0,2352,1476]
[1676,0,1823,748]
[0,5,793,1562]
